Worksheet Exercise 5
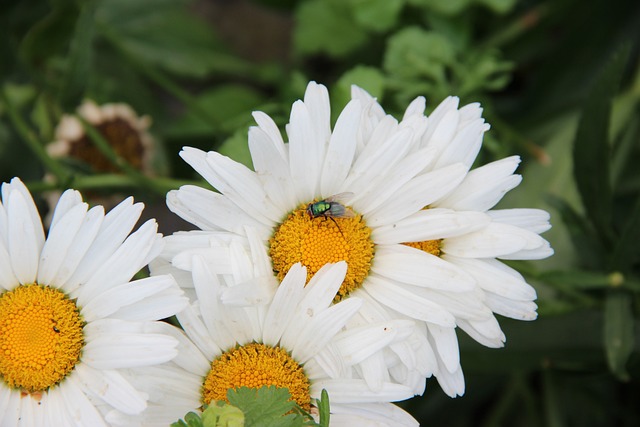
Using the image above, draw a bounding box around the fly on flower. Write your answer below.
[307,193,356,236]
[306,192,356,220]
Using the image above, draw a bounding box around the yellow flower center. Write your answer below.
[269,203,374,302]
[0,284,84,394]
[202,343,310,411]
[403,239,443,257]
[71,118,145,173]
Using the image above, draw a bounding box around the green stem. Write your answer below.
[26,174,202,194]
[0,86,70,183]
[482,4,549,49]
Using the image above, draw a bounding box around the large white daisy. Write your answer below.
[0,178,187,426]
[160,81,553,397]
[116,260,418,426]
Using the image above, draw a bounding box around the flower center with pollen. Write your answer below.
[403,239,443,257]
[202,343,310,410]
[269,202,374,302]
[0,284,84,394]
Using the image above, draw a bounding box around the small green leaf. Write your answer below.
[573,45,630,247]
[349,0,404,32]
[317,389,330,427]
[603,291,634,380]
[294,0,368,58]
[228,386,302,427]
[202,401,245,427]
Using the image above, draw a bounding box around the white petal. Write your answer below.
[311,379,414,403]
[333,319,415,365]
[176,304,222,361]
[371,245,475,292]
[248,127,297,211]
[54,206,104,293]
[364,275,456,326]
[0,385,21,427]
[148,322,212,376]
[0,242,18,290]
[330,403,419,427]
[252,111,287,160]
[427,324,460,373]
[288,100,324,203]
[59,375,109,426]
[442,222,547,258]
[205,151,280,224]
[367,163,468,226]
[457,317,505,348]
[443,256,536,301]
[65,198,143,289]
[372,208,490,244]
[49,189,83,229]
[488,208,552,234]
[434,156,522,211]
[485,292,538,320]
[320,99,361,196]
[37,202,88,285]
[8,191,41,284]
[262,263,306,347]
[290,298,362,364]
[75,364,147,415]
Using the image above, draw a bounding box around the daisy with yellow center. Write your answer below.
[116,260,419,426]
[0,178,187,425]
[160,81,552,398]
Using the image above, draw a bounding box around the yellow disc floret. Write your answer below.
[269,203,374,302]
[202,343,310,411]
[0,284,84,394]
[403,239,443,257]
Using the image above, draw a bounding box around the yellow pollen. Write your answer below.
[70,118,145,173]
[202,343,310,411]
[269,203,374,302]
[0,284,84,394]
[403,239,443,257]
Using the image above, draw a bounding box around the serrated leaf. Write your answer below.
[202,401,245,427]
[573,45,630,247]
[349,0,404,32]
[228,386,309,427]
[603,291,634,380]
[294,0,368,58]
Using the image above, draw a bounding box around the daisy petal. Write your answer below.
[75,364,147,415]
[8,191,41,284]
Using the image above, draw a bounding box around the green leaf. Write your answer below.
[603,291,634,380]
[96,0,245,78]
[474,0,517,14]
[573,45,630,247]
[202,401,245,427]
[317,389,330,427]
[294,0,368,58]
[58,0,96,109]
[384,27,455,81]
[610,194,640,272]
[227,386,304,427]
[349,0,404,32]
[545,194,601,268]
[406,0,472,15]
[171,411,204,427]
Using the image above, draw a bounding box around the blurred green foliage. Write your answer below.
[1,0,640,425]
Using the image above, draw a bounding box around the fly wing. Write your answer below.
[324,192,354,205]
[328,203,356,218]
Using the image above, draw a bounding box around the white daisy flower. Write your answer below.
[114,260,418,426]
[160,81,553,397]
[0,177,188,425]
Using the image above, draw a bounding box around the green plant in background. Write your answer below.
[1,0,639,425]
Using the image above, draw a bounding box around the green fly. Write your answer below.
[306,193,356,234]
